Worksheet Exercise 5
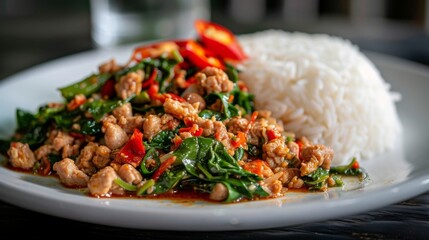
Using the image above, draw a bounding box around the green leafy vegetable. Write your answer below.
[205,93,239,119]
[140,147,160,175]
[0,139,11,156]
[114,178,138,191]
[225,63,239,83]
[231,88,254,115]
[151,168,188,194]
[137,179,155,196]
[198,109,223,121]
[59,73,111,100]
[173,137,268,202]
[79,119,102,135]
[147,130,176,151]
[302,167,330,190]
[330,158,363,176]
[84,97,133,121]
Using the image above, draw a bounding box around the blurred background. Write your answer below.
[1,0,429,80]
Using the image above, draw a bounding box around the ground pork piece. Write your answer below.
[102,114,118,125]
[118,164,143,185]
[34,145,52,161]
[163,98,198,120]
[113,103,133,119]
[225,117,249,134]
[287,141,299,157]
[98,59,122,73]
[213,121,234,155]
[300,145,334,176]
[193,116,215,137]
[117,115,144,134]
[92,145,112,169]
[179,131,193,139]
[51,131,74,152]
[62,142,82,159]
[160,113,180,131]
[88,166,120,196]
[287,176,304,189]
[263,171,284,196]
[53,158,89,187]
[279,168,300,184]
[7,142,37,170]
[195,67,233,94]
[143,114,162,141]
[262,138,289,169]
[115,70,144,100]
[75,142,98,175]
[103,122,129,150]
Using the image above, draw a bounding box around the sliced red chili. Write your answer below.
[296,140,304,160]
[152,156,176,181]
[179,40,225,69]
[117,128,146,165]
[266,129,280,141]
[179,124,203,137]
[352,160,360,169]
[195,19,247,61]
[231,131,247,148]
[141,69,157,89]
[242,159,269,177]
[245,111,258,134]
[100,79,116,98]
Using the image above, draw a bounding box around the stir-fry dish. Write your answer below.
[0,20,365,202]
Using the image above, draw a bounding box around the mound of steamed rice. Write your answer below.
[238,30,402,165]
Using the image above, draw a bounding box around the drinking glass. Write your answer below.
[90,0,211,48]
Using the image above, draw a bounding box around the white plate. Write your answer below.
[1,47,429,231]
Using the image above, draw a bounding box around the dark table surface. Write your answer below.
[1,191,429,239]
[1,10,429,240]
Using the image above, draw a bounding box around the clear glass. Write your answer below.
[90,0,210,48]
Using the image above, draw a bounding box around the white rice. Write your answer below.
[238,30,402,164]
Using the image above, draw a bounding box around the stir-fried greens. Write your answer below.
[0,20,366,203]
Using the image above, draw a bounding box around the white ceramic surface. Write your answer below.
[0,47,428,231]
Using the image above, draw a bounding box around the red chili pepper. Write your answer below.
[179,40,225,69]
[69,132,85,139]
[131,41,180,62]
[266,129,280,141]
[352,160,360,169]
[141,69,157,89]
[147,81,185,103]
[296,140,304,160]
[183,77,197,88]
[183,118,194,127]
[165,93,186,103]
[67,94,86,111]
[237,81,249,92]
[172,136,183,150]
[117,128,146,165]
[38,158,51,176]
[231,131,247,148]
[179,124,203,137]
[242,160,269,177]
[245,111,258,134]
[195,19,247,61]
[100,79,116,98]
[152,156,176,181]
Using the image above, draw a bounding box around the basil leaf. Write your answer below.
[148,130,176,151]
[205,93,239,119]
